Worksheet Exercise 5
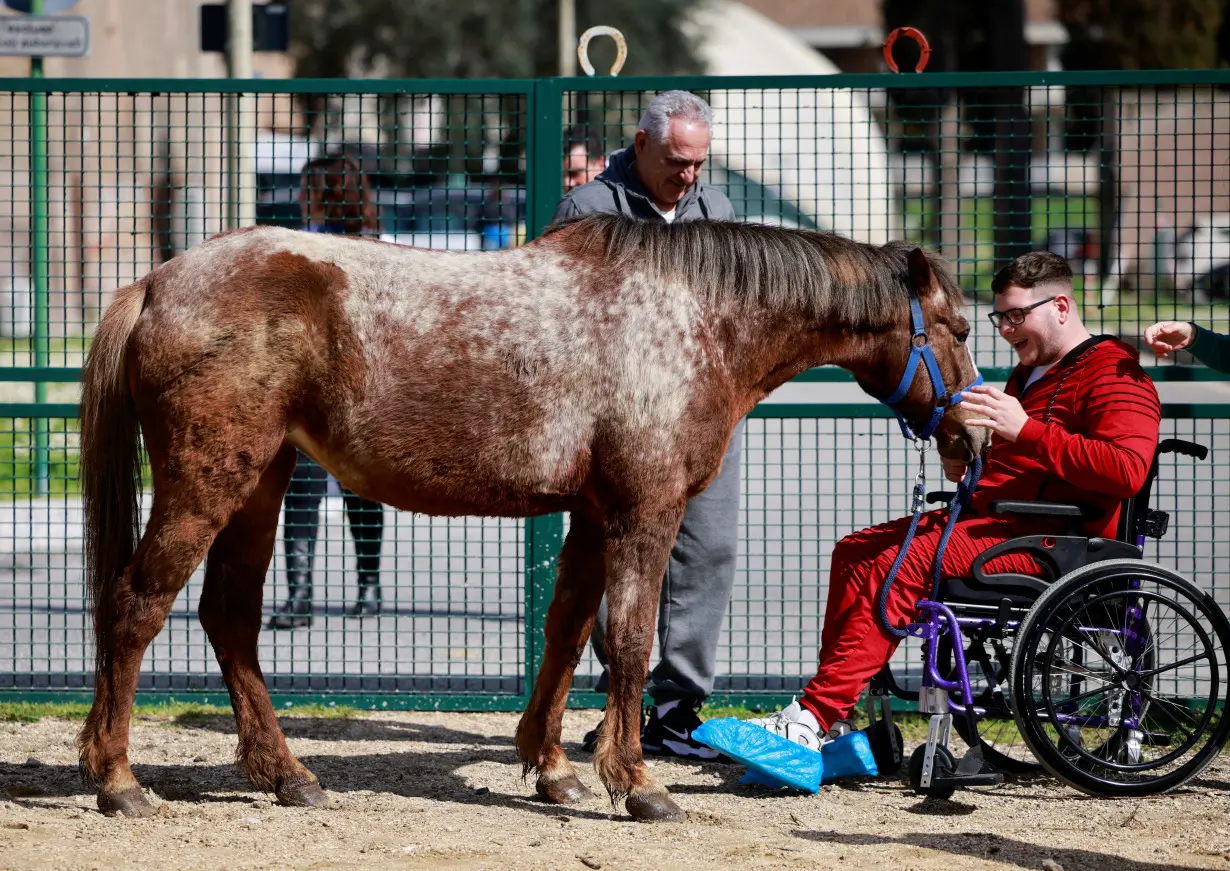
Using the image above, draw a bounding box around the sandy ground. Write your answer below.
[1,710,1229,871]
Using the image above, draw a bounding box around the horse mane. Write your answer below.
[546,214,963,329]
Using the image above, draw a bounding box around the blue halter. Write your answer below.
[870,291,986,639]
[877,293,983,441]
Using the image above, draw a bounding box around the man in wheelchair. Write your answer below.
[747,251,1163,751]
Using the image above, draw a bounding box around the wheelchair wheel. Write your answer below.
[1009,559,1230,797]
[907,744,957,799]
[938,630,1041,774]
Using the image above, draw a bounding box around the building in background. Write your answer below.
[687,0,898,243]
[0,0,294,338]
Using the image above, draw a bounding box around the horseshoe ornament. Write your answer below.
[882,26,932,73]
[577,25,628,77]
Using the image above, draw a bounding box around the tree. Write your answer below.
[881,0,1032,268]
[1057,0,1227,71]
[1057,0,1227,283]
[289,0,707,180]
[290,0,706,79]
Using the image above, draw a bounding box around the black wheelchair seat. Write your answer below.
[937,536,1142,607]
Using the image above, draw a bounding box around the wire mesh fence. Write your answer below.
[563,77,1230,369]
[0,72,1228,706]
[1,410,1225,702]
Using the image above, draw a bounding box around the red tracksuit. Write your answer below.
[799,336,1162,731]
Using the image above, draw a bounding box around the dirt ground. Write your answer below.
[1,710,1229,871]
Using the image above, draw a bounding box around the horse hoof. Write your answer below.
[98,788,155,818]
[536,772,593,804]
[276,778,328,808]
[625,791,686,822]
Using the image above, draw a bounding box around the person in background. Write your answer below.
[563,124,607,192]
[1144,320,1230,373]
[266,154,387,630]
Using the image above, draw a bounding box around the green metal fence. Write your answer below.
[1,71,1229,710]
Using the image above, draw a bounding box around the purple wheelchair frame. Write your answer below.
[868,438,1208,795]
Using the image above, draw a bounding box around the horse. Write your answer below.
[76,213,985,822]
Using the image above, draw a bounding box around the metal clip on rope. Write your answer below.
[875,455,983,640]
[910,439,929,513]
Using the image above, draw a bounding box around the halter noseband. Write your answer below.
[877,292,983,442]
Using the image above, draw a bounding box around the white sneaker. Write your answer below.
[746,699,826,750]
[827,718,855,740]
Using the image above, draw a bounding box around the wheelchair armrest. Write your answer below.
[926,491,955,505]
[970,536,1068,592]
[1157,439,1208,461]
[966,535,1143,596]
[988,500,1086,518]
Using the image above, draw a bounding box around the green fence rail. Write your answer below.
[1,71,1229,710]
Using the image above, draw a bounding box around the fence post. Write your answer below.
[29,29,49,496]
[522,77,566,698]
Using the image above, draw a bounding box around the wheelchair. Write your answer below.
[864,438,1230,799]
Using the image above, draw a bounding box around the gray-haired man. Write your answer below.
[552,90,741,761]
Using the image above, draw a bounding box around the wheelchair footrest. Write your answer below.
[930,770,1003,788]
[951,744,1003,787]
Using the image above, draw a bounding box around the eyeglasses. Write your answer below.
[987,296,1056,329]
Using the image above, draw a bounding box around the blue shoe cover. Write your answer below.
[822,731,879,781]
[693,718,823,792]
[693,719,878,794]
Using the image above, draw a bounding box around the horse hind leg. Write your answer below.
[196,444,326,807]
[78,425,287,817]
[77,498,232,816]
[515,512,605,805]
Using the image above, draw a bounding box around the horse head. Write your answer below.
[849,247,988,463]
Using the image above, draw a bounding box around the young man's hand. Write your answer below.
[1143,321,1195,358]
[960,384,1029,442]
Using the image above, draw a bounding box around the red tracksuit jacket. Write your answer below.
[971,335,1162,538]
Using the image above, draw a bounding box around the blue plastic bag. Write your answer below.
[692,718,878,794]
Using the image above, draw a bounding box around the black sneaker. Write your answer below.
[641,699,729,762]
[579,707,646,753]
[581,719,602,753]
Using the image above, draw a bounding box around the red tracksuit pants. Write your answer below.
[799,510,1044,732]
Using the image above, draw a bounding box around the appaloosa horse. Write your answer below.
[77,213,985,821]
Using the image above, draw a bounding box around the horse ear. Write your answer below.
[907,248,938,297]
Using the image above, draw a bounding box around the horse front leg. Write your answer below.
[595,505,686,822]
[516,512,605,804]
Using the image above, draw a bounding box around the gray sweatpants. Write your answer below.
[589,418,745,703]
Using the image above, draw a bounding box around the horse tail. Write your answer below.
[80,277,148,681]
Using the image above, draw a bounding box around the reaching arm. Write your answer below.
[1144,320,1230,373]
[1188,324,1230,374]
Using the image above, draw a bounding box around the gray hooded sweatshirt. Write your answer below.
[552,144,736,224]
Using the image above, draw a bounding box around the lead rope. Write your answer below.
[875,450,983,639]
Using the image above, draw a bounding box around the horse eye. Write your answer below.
[955,328,970,344]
